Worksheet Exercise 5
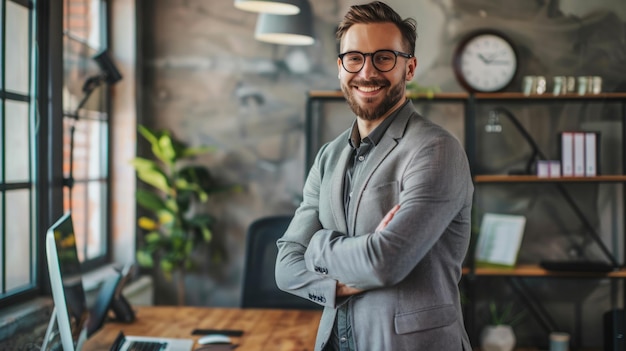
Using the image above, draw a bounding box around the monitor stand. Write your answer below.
[40,306,58,351]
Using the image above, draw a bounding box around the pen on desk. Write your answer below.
[191,329,244,337]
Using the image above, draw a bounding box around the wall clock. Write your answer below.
[452,29,519,93]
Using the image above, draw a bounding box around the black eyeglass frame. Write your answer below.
[338,49,414,73]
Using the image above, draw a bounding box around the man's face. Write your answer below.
[338,22,416,121]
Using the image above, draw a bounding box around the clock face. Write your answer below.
[454,31,518,93]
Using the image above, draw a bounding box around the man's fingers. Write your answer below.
[376,204,400,232]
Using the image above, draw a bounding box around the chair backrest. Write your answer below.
[241,215,321,310]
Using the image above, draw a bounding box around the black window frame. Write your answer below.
[0,0,114,308]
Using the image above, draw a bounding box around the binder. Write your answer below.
[584,132,599,176]
[573,132,585,177]
[560,132,574,176]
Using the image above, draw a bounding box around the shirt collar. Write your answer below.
[347,99,409,149]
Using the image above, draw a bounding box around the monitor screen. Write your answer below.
[46,212,89,351]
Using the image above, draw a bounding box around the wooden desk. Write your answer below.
[84,306,322,351]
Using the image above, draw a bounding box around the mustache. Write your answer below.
[351,78,390,87]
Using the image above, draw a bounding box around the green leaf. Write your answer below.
[157,210,176,228]
[184,240,193,255]
[201,227,212,242]
[188,213,213,227]
[181,145,215,158]
[172,236,185,251]
[164,199,179,213]
[136,189,167,212]
[161,259,174,273]
[145,231,161,244]
[135,165,170,193]
[136,250,154,268]
[138,125,159,146]
[157,133,178,165]
[130,157,160,172]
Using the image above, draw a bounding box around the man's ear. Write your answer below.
[406,57,417,81]
[337,57,343,78]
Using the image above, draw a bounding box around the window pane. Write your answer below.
[86,181,106,260]
[65,180,107,262]
[63,115,107,181]
[5,189,31,291]
[64,0,103,49]
[5,100,30,182]
[63,36,101,114]
[6,1,30,94]
[62,0,109,269]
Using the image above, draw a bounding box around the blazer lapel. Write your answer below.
[330,145,352,235]
[347,102,416,233]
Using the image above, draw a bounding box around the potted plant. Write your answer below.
[131,125,234,305]
[480,301,525,351]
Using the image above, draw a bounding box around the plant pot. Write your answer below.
[480,324,516,351]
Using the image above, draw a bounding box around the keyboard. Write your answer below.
[126,340,168,351]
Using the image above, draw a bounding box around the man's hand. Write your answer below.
[337,282,363,297]
[333,205,400,298]
[376,204,400,232]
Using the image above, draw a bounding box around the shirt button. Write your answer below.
[358,155,365,161]
[340,336,347,343]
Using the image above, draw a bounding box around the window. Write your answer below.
[0,0,38,302]
[0,0,112,306]
[63,0,110,270]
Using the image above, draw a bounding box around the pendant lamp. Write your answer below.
[234,0,300,15]
[254,0,314,46]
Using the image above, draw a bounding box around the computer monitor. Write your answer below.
[43,213,191,351]
[44,212,90,351]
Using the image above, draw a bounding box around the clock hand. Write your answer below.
[478,53,490,64]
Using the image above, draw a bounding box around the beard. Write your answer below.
[341,74,405,121]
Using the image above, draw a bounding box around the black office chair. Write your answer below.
[241,215,321,310]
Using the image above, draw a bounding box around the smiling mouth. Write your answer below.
[356,86,382,93]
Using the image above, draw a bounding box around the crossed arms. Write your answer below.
[275,133,471,308]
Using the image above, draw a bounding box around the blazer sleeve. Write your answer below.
[303,134,473,290]
[275,143,340,308]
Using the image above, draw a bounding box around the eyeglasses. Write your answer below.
[338,50,413,73]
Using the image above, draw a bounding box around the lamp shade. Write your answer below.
[234,0,300,15]
[254,0,314,46]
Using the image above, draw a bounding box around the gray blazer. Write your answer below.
[276,101,474,351]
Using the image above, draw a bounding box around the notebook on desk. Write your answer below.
[43,212,194,351]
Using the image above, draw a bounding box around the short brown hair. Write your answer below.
[336,1,417,55]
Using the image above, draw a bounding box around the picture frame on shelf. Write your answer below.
[475,213,526,268]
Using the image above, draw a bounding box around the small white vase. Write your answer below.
[480,325,516,351]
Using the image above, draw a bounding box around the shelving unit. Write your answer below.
[462,265,626,278]
[475,175,626,183]
[305,90,626,349]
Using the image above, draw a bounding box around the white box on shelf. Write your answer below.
[549,160,561,177]
[536,161,550,178]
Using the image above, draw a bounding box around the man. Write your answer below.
[275,1,473,350]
